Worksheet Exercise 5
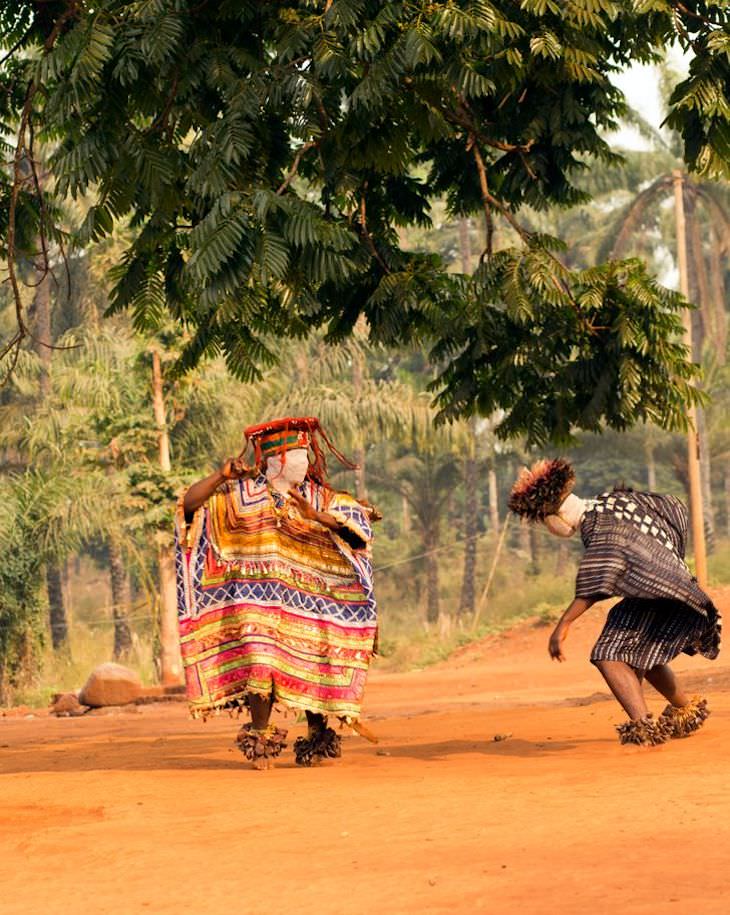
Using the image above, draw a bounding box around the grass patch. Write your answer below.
[373,532,574,671]
[9,626,158,708]
[708,538,730,586]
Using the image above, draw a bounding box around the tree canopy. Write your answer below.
[1,0,729,442]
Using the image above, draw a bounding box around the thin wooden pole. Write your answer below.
[471,514,510,632]
[151,349,171,472]
[151,348,183,685]
[673,170,708,587]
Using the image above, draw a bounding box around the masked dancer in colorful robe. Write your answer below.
[509,459,721,746]
[176,416,379,768]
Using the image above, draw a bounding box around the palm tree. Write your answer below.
[457,418,479,617]
[605,174,729,359]
[0,462,112,697]
[267,330,429,493]
[0,327,142,657]
[0,473,44,702]
[0,308,268,670]
[361,386,464,624]
[371,447,461,624]
[604,172,729,552]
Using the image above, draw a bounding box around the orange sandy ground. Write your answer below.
[3,593,730,915]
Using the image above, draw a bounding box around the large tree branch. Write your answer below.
[670,2,724,29]
[2,81,36,376]
[276,141,318,195]
[470,138,532,249]
[2,1,80,384]
[358,190,391,274]
[469,139,591,318]
[469,139,495,258]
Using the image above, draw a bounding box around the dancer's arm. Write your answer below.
[288,489,366,549]
[183,458,246,519]
[548,596,596,662]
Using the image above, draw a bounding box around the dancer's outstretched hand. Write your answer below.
[288,488,319,521]
[549,623,569,662]
[221,456,248,480]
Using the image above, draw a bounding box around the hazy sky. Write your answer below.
[610,48,689,149]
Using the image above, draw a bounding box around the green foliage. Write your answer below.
[0,514,44,702]
[2,1,727,441]
[429,251,704,443]
[0,478,46,701]
[663,3,730,179]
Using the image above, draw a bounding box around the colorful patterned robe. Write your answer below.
[175,475,377,720]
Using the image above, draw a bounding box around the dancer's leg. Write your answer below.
[249,693,273,729]
[295,711,340,766]
[645,664,690,708]
[305,710,326,733]
[236,694,287,768]
[593,660,649,720]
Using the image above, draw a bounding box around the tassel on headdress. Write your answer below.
[508,458,575,522]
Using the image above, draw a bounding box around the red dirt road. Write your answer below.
[3,595,730,915]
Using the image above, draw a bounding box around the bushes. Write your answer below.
[0,528,44,704]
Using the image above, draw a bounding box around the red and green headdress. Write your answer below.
[508,459,575,522]
[243,416,357,483]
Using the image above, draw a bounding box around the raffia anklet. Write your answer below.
[236,723,288,769]
[616,713,668,746]
[294,719,342,767]
[658,696,710,739]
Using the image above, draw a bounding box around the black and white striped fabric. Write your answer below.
[591,598,707,669]
[588,491,682,557]
[577,490,721,663]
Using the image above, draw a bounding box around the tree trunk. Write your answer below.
[151,350,183,684]
[646,444,657,491]
[519,520,532,562]
[352,346,367,499]
[487,465,499,534]
[157,540,182,685]
[424,524,440,625]
[29,224,52,396]
[697,407,715,554]
[294,345,310,385]
[108,532,133,660]
[555,541,569,575]
[46,559,69,650]
[458,217,472,274]
[458,453,478,616]
[402,494,411,536]
[673,170,708,588]
[708,240,727,364]
[687,195,711,354]
[528,525,541,574]
[151,349,171,473]
[31,232,68,647]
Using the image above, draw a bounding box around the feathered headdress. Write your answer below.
[508,459,576,522]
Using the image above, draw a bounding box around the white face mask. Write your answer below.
[266,448,309,491]
[543,494,587,539]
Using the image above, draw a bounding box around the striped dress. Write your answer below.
[175,475,377,720]
[575,491,721,669]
